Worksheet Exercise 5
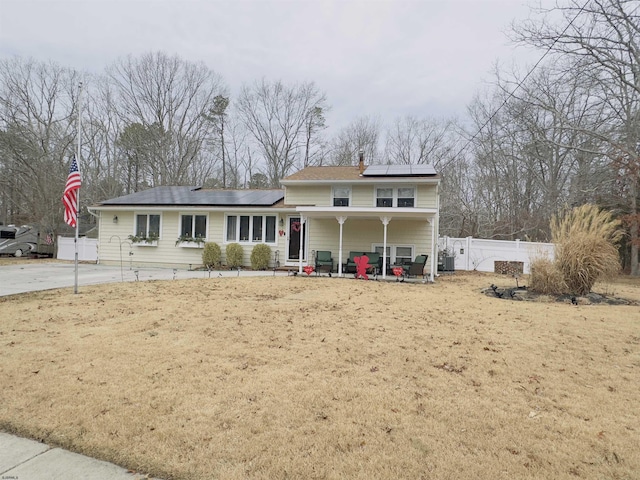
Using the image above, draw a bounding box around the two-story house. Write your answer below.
[90,160,440,280]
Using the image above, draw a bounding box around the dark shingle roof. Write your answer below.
[99,186,284,207]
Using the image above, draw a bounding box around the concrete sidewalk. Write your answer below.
[0,432,157,479]
[0,261,290,297]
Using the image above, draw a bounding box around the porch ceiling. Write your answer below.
[295,206,436,220]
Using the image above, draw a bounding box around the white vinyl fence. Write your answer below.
[439,236,555,274]
[57,236,99,262]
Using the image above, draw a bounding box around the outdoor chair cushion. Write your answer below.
[404,254,428,277]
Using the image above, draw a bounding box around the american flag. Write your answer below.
[62,156,82,227]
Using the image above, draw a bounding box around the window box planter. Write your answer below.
[134,240,158,247]
[177,241,205,248]
[128,235,159,247]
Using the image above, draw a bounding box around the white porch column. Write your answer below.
[380,216,391,279]
[337,216,347,277]
[298,215,306,274]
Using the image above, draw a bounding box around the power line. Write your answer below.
[447,0,591,166]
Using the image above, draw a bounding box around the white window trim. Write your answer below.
[225,214,278,245]
[374,185,417,208]
[372,244,415,265]
[332,186,352,207]
[179,212,209,241]
[133,212,162,245]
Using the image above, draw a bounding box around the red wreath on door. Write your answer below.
[291,221,301,232]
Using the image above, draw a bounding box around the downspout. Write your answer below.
[432,181,440,281]
[86,207,101,265]
[86,206,100,219]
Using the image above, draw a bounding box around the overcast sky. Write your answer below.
[0,0,550,132]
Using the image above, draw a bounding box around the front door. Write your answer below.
[287,216,306,261]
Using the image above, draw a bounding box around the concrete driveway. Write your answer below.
[0,261,289,297]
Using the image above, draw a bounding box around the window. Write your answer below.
[333,187,351,207]
[239,216,250,241]
[265,216,276,243]
[374,245,391,258]
[375,186,415,208]
[252,216,263,242]
[373,244,414,265]
[226,216,237,242]
[180,214,207,239]
[397,188,415,207]
[226,215,277,244]
[376,188,393,207]
[395,246,413,264]
[135,214,161,239]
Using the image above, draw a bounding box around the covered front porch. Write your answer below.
[291,206,438,281]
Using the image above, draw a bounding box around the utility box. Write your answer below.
[438,255,455,272]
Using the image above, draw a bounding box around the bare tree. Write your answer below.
[514,0,640,273]
[0,57,79,233]
[203,95,230,187]
[384,116,455,166]
[82,75,126,203]
[107,52,226,186]
[236,79,327,186]
[303,106,327,167]
[328,116,381,166]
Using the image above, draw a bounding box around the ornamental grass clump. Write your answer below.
[202,242,222,269]
[529,256,566,295]
[250,243,271,270]
[549,204,623,296]
[225,243,244,269]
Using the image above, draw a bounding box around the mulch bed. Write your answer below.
[482,284,637,306]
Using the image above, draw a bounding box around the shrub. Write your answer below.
[250,244,271,270]
[530,257,566,295]
[225,243,244,269]
[551,204,623,295]
[202,242,222,268]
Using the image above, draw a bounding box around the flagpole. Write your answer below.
[74,81,83,294]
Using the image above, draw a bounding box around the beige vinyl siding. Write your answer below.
[351,185,373,207]
[98,209,288,269]
[416,184,437,209]
[98,211,207,267]
[306,218,431,266]
[97,210,135,264]
[224,243,284,269]
[307,218,341,256]
[285,183,437,209]
[285,185,330,206]
[384,219,432,256]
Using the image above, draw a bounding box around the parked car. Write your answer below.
[0,225,54,257]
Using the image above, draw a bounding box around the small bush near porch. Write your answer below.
[250,243,271,270]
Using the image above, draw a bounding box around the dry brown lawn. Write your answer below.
[1,270,639,480]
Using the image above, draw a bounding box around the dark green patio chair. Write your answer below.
[315,250,333,274]
[403,254,428,278]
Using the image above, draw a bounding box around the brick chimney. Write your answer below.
[358,149,364,175]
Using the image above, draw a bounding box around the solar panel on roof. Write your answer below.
[362,165,388,175]
[386,165,412,175]
[363,164,437,176]
[410,165,437,175]
[101,186,284,206]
